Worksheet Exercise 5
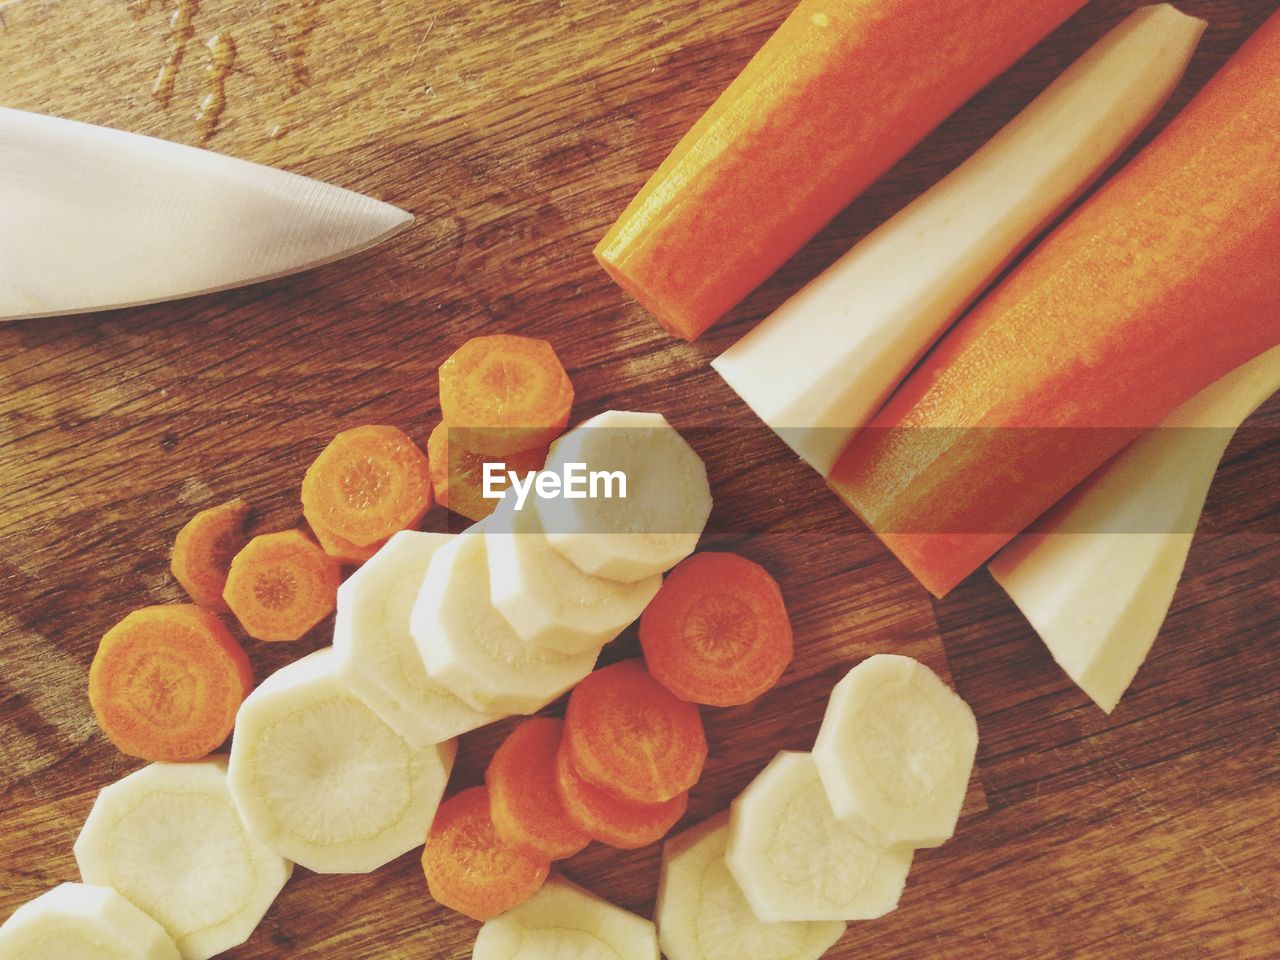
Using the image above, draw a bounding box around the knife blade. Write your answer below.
[0,108,413,322]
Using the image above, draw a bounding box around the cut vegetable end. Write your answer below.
[301,424,433,548]
[423,786,551,922]
[989,344,1280,713]
[88,604,252,762]
[563,658,707,804]
[223,529,341,641]
[555,743,687,849]
[438,335,574,455]
[170,498,252,612]
[486,718,592,860]
[640,551,793,706]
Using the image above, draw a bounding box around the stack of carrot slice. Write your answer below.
[430,334,572,520]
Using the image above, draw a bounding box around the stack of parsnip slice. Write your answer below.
[990,346,1280,713]
[714,5,1206,475]
[657,656,978,960]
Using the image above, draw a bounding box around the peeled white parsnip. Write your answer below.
[486,493,661,655]
[537,411,712,584]
[0,883,180,960]
[726,752,912,923]
[73,760,291,960]
[472,874,659,960]
[412,530,600,714]
[989,344,1280,713]
[812,655,978,849]
[656,813,846,960]
[712,4,1207,475]
[227,647,455,874]
[333,530,504,745]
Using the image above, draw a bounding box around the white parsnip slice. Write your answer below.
[472,874,658,960]
[412,530,600,713]
[812,655,977,849]
[537,411,712,584]
[0,883,180,960]
[227,647,455,874]
[333,530,504,745]
[486,493,660,655]
[73,760,291,960]
[656,813,845,960]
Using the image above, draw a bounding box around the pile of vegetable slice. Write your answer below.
[657,655,978,960]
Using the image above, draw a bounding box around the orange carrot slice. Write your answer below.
[427,421,549,522]
[563,659,707,804]
[170,498,252,613]
[422,786,550,921]
[595,0,1087,340]
[485,718,591,860]
[308,518,384,566]
[554,741,687,850]
[639,552,793,707]
[88,605,252,762]
[222,530,340,642]
[301,425,433,549]
[828,9,1280,597]
[437,335,573,455]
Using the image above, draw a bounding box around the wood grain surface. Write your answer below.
[1,0,1277,957]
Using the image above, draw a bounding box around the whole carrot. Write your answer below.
[828,10,1280,597]
[595,0,1087,340]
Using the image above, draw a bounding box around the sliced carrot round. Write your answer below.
[427,421,549,521]
[554,740,687,850]
[170,498,252,613]
[88,604,253,762]
[563,658,707,804]
[422,786,550,921]
[485,718,591,860]
[308,518,384,566]
[639,551,794,706]
[222,530,340,642]
[437,335,574,455]
[301,425,433,549]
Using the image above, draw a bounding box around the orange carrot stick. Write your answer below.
[485,718,592,861]
[595,0,1087,340]
[170,498,252,612]
[427,421,549,522]
[563,659,707,805]
[88,605,252,762]
[828,10,1280,597]
[639,552,793,707]
[301,425,432,549]
[422,786,550,921]
[438,335,573,455]
[554,742,687,850]
[222,530,340,641]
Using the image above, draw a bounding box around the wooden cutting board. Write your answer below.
[1,1,1277,957]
